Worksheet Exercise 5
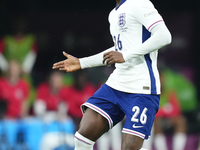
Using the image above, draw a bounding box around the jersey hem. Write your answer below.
[105,83,160,95]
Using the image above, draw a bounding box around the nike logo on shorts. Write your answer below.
[132,124,144,128]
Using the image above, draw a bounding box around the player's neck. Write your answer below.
[116,0,122,6]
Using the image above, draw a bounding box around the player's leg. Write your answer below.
[120,94,160,150]
[121,132,144,150]
[78,108,109,141]
[121,133,152,150]
[74,108,109,150]
[74,84,126,150]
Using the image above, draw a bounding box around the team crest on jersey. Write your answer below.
[118,13,126,27]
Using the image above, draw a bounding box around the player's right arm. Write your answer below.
[52,46,115,72]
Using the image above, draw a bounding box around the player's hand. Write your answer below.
[103,51,125,65]
[52,52,81,72]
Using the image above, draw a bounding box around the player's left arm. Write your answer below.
[121,2,172,61]
[122,23,172,61]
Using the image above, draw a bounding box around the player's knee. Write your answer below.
[78,108,109,141]
[74,132,95,150]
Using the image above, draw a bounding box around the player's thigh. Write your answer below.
[121,133,144,150]
[78,108,109,141]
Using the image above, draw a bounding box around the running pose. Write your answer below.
[53,0,171,149]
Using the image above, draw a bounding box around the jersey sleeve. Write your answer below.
[122,22,172,61]
[121,1,171,61]
[79,46,115,69]
[132,0,164,31]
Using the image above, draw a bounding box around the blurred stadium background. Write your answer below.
[0,0,200,150]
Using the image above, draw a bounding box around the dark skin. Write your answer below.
[52,51,144,150]
[52,51,125,72]
[53,1,144,149]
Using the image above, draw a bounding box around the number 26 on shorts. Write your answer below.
[131,106,148,125]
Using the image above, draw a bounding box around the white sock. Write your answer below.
[140,148,149,150]
[154,134,168,150]
[173,133,187,150]
[74,132,95,150]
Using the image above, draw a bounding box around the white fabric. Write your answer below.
[0,53,8,71]
[121,23,172,61]
[74,132,95,150]
[79,46,114,69]
[173,133,187,150]
[22,50,36,73]
[79,0,171,94]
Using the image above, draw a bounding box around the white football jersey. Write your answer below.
[105,0,164,94]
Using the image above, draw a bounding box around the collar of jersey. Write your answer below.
[115,0,127,10]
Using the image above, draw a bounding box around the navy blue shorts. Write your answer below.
[81,84,159,139]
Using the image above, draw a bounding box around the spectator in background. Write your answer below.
[34,71,68,122]
[64,70,96,131]
[161,68,197,113]
[0,60,30,119]
[0,17,37,75]
[34,71,75,150]
[0,17,38,108]
[153,70,187,150]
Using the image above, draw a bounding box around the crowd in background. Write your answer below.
[0,15,199,150]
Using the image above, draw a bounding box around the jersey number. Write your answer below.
[114,34,122,51]
[131,106,148,125]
